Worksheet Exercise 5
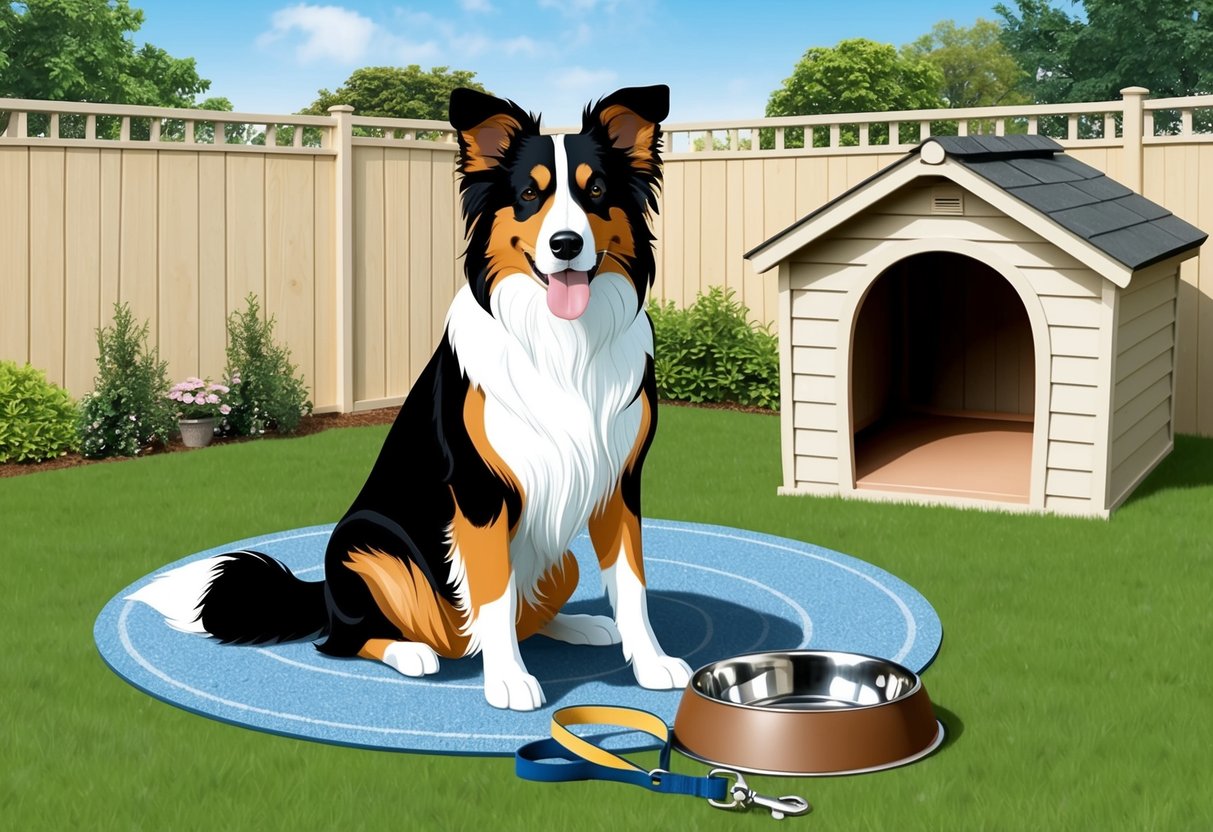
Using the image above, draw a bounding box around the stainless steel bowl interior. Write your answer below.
[691,650,920,711]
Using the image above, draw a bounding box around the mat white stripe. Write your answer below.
[117,603,540,742]
[645,522,918,663]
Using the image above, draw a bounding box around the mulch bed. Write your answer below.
[0,400,774,480]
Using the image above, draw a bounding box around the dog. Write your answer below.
[129,84,691,711]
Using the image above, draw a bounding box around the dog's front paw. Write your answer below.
[632,654,693,690]
[484,669,546,711]
[540,613,621,646]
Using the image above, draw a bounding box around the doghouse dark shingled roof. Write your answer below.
[746,134,1207,271]
[929,135,1206,269]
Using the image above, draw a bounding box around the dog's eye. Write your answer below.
[588,182,605,199]
[521,186,538,202]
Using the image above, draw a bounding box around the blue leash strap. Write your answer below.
[514,705,810,819]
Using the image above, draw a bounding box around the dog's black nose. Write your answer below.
[549,231,584,261]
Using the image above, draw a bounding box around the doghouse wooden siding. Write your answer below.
[1108,261,1180,505]
[751,136,1206,517]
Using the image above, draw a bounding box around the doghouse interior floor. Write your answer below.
[854,415,1032,503]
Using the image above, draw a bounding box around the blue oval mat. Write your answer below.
[95,519,942,756]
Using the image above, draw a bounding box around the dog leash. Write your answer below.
[514,705,810,820]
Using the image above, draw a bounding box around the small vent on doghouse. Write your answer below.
[932,188,964,215]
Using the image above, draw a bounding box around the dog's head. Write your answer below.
[450,85,668,321]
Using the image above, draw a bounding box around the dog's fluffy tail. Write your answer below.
[127,552,327,644]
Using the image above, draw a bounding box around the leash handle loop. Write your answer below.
[514,705,810,819]
[514,705,726,800]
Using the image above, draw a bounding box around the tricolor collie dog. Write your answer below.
[130,84,691,711]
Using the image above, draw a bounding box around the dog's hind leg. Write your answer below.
[358,638,441,677]
[527,551,621,646]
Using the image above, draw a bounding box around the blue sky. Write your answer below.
[131,0,1009,126]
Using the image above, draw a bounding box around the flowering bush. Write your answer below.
[223,294,312,436]
[168,377,233,420]
[77,303,176,458]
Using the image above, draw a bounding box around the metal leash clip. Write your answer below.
[707,769,811,820]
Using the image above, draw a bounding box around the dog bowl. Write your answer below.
[673,650,944,776]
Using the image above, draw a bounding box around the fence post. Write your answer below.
[1120,86,1149,194]
[329,105,356,413]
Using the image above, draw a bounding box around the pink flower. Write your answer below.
[206,394,220,405]
[219,404,231,415]
[182,393,195,404]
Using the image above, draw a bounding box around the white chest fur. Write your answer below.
[446,273,651,602]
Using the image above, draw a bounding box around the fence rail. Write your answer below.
[1,88,1210,435]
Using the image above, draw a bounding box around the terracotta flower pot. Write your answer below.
[178,417,219,448]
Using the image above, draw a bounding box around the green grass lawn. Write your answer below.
[3,406,1211,831]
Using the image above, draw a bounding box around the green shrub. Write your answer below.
[78,303,175,458]
[648,286,780,410]
[223,293,313,436]
[0,361,79,463]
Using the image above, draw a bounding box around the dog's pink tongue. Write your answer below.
[546,270,591,320]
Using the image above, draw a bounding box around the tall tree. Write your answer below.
[0,0,210,106]
[299,65,490,121]
[765,38,944,146]
[996,0,1213,103]
[903,19,1030,107]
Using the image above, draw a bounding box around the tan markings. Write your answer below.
[588,392,650,579]
[599,105,658,172]
[357,638,393,661]
[451,503,514,625]
[516,551,580,639]
[575,162,593,190]
[587,207,636,272]
[345,549,468,659]
[460,113,522,173]
[624,390,652,475]
[530,164,551,191]
[589,489,645,581]
[486,201,553,291]
[463,384,524,523]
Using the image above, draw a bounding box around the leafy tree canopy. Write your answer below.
[903,18,1031,107]
[766,38,944,120]
[996,0,1213,103]
[299,65,489,120]
[0,0,210,106]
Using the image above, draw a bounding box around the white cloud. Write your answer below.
[503,36,539,56]
[538,0,601,13]
[259,4,377,64]
[460,0,495,12]
[390,38,444,65]
[554,67,618,92]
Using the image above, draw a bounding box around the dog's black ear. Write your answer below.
[449,88,533,174]
[585,85,669,173]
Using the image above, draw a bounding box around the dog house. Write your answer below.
[746,135,1206,517]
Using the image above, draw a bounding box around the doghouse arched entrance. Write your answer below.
[849,251,1036,504]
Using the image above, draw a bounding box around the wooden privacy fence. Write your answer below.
[1,88,1211,435]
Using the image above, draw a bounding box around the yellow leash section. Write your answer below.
[549,705,673,772]
[514,704,811,820]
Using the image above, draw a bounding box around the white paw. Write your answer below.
[382,642,440,677]
[632,654,693,690]
[540,613,622,646]
[484,669,546,711]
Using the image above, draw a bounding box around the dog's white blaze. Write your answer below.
[534,135,598,275]
[446,271,649,606]
[126,555,235,635]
